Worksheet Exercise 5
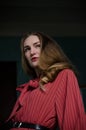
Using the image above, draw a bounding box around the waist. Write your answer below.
[2,121,50,130]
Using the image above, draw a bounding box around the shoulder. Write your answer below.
[59,68,74,75]
[53,69,79,93]
[57,68,75,79]
[54,68,77,84]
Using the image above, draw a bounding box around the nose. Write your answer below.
[30,47,36,55]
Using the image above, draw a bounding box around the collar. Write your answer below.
[29,78,39,89]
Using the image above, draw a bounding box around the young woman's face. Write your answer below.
[23,35,41,69]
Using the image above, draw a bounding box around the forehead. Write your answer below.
[24,35,40,45]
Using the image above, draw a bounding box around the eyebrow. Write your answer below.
[33,41,40,45]
[24,41,40,48]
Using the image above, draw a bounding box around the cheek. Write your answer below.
[25,52,30,59]
[38,49,41,55]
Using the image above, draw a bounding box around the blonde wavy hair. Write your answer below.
[20,31,77,89]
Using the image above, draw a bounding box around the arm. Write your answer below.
[55,69,86,130]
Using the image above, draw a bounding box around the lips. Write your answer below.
[31,57,38,62]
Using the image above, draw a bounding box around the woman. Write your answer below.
[1,32,86,130]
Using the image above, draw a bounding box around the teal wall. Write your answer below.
[0,36,86,86]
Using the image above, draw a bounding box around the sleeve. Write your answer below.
[55,69,86,130]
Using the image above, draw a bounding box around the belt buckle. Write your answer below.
[36,124,41,130]
[13,122,22,128]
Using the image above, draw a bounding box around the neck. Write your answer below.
[35,67,41,78]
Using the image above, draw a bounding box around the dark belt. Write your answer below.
[0,121,50,130]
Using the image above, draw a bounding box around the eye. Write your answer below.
[35,44,41,48]
[24,47,30,53]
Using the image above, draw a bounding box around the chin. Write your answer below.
[31,64,38,68]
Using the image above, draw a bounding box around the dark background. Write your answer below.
[0,0,86,122]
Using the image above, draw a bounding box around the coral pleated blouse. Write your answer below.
[8,69,86,130]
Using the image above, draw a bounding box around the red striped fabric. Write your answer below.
[8,69,86,130]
